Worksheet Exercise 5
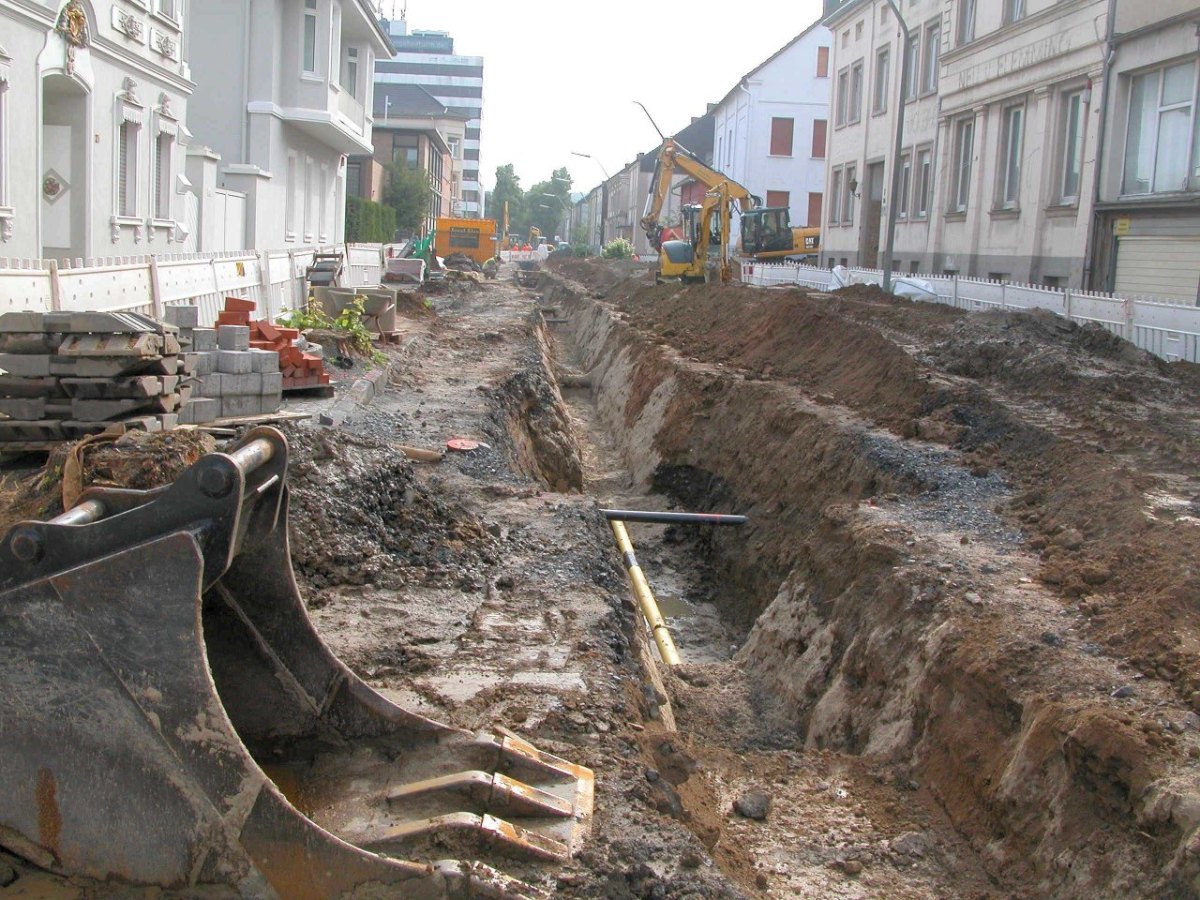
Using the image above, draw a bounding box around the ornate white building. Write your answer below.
[0,0,193,260]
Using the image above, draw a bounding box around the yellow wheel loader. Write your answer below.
[0,427,592,899]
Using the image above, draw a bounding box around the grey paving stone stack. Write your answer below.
[178,318,283,421]
[0,311,188,449]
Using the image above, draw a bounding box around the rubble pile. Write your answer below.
[0,311,191,449]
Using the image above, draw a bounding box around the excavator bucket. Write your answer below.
[0,427,593,899]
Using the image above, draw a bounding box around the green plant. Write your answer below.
[601,238,634,260]
[345,196,397,242]
[568,244,591,258]
[277,296,383,362]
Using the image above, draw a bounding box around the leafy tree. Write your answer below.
[526,166,573,242]
[490,163,526,240]
[383,162,432,235]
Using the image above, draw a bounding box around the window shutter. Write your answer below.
[817,47,830,77]
[766,190,790,210]
[807,192,823,227]
[770,118,794,156]
[812,119,827,158]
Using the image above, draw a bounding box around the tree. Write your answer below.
[384,162,432,235]
[526,166,573,242]
[490,163,525,239]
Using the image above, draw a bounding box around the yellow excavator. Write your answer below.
[641,138,820,282]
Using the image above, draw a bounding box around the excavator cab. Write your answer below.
[0,427,593,899]
[741,208,793,255]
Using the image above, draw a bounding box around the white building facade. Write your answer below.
[823,0,1107,287]
[711,22,833,240]
[0,0,193,261]
[1090,3,1200,303]
[375,18,483,217]
[187,0,390,251]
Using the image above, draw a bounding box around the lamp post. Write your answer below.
[881,0,912,294]
[571,151,611,248]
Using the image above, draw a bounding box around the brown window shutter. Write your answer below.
[770,118,794,156]
[766,190,790,210]
[817,46,830,77]
[807,192,823,226]
[811,119,827,158]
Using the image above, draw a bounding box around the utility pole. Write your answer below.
[881,0,911,295]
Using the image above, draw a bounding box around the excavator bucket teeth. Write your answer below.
[0,427,593,899]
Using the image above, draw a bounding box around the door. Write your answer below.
[861,162,885,267]
[1113,236,1200,304]
[41,74,90,260]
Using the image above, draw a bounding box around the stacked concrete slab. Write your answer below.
[166,301,283,421]
[0,311,188,449]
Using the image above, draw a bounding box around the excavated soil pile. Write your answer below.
[283,425,500,598]
[549,260,1200,897]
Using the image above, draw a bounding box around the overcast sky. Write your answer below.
[390,0,826,196]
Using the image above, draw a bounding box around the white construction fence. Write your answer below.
[741,261,1200,365]
[0,245,384,328]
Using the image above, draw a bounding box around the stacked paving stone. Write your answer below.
[168,299,284,421]
[0,311,188,448]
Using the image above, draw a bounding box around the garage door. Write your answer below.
[1114,236,1200,304]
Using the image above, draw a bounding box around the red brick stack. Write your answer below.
[218,297,331,392]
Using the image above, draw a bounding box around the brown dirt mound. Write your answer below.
[282,426,500,597]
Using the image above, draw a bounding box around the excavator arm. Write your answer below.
[640,139,760,251]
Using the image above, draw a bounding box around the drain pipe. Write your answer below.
[601,508,748,526]
[609,520,682,667]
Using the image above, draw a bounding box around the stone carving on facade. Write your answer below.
[122,76,140,104]
[115,10,145,42]
[0,218,12,244]
[56,1,91,75]
[158,92,174,119]
[152,30,178,60]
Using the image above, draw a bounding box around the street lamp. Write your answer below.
[881,0,912,294]
[571,151,611,247]
[539,193,570,243]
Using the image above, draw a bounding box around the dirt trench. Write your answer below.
[541,258,1200,898]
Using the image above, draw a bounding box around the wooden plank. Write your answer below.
[209,410,313,427]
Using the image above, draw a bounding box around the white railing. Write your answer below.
[740,261,1200,364]
[0,244,384,327]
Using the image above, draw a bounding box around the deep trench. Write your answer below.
[534,269,1190,899]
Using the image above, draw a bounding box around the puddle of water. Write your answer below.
[656,593,694,618]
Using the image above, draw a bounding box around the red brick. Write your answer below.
[223,297,256,313]
[255,321,281,343]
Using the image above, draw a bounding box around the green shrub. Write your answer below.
[568,244,592,258]
[601,238,634,260]
[345,196,397,243]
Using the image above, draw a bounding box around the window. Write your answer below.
[1062,90,1085,202]
[285,154,297,238]
[998,105,1024,209]
[153,131,173,219]
[303,157,313,239]
[319,165,328,240]
[905,34,920,100]
[957,0,976,45]
[842,163,857,224]
[873,46,890,115]
[303,0,318,74]
[849,61,864,123]
[1122,62,1200,195]
[1004,0,1025,25]
[448,136,461,159]
[766,190,790,210]
[841,29,849,49]
[807,192,823,227]
[117,120,139,217]
[0,75,8,211]
[812,119,827,158]
[830,168,842,225]
[157,0,177,20]
[922,21,940,94]
[393,135,419,169]
[770,118,794,156]
[915,147,932,218]
[836,68,849,126]
[344,47,359,98]
[952,118,974,212]
[817,46,830,78]
[346,162,362,197]
[898,151,912,219]
[855,20,863,40]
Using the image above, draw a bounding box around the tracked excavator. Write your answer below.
[0,427,593,899]
[641,138,821,283]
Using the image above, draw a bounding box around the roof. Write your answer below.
[822,0,871,27]
[713,17,828,110]
[639,110,716,172]
[374,84,470,120]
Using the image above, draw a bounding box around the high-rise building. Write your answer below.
[375,16,484,216]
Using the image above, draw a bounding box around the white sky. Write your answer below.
[392,0,826,195]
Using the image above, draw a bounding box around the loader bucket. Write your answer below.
[0,428,593,899]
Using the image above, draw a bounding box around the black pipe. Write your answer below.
[600,509,747,526]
